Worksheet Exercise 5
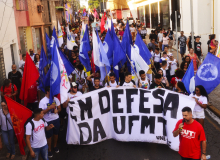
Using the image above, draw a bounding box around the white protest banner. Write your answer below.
[66,87,196,151]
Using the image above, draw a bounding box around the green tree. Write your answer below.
[88,0,106,10]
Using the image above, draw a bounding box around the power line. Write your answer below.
[0,0,8,31]
[0,9,13,47]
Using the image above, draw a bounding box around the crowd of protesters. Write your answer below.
[0,10,217,160]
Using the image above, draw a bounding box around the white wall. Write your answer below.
[0,0,20,76]
[181,0,212,55]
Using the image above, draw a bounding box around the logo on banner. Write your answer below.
[197,63,218,81]
[79,42,86,59]
[103,41,109,53]
[51,62,58,85]
[67,33,71,41]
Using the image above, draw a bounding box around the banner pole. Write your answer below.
[125,53,139,78]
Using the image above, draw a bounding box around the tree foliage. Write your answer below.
[88,0,106,10]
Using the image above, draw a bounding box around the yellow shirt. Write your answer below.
[147,64,152,74]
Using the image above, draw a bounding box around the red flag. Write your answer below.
[101,15,105,33]
[91,51,96,73]
[5,96,32,155]
[19,53,39,106]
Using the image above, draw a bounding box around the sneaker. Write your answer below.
[48,152,53,158]
[54,147,59,153]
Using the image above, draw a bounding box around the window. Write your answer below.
[145,5,150,28]
[35,28,42,52]
[137,6,144,24]
[19,27,26,55]
[15,0,28,11]
[171,0,180,31]
[151,2,158,29]
[160,0,170,30]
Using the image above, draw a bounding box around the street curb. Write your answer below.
[207,103,220,118]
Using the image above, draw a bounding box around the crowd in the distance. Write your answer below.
[0,11,217,160]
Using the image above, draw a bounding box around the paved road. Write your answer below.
[22,111,218,160]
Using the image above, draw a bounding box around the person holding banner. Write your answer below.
[89,77,103,91]
[137,70,150,89]
[173,107,207,160]
[149,74,167,89]
[105,73,118,87]
[117,72,136,88]
[189,85,208,127]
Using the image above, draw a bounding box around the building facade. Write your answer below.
[0,0,20,86]
[107,0,131,19]
[127,0,218,54]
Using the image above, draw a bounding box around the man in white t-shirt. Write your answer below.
[137,70,150,89]
[19,54,26,75]
[71,64,87,90]
[105,73,118,87]
[63,82,83,113]
[117,72,136,88]
[26,108,54,160]
[168,53,178,76]
[160,61,168,78]
[39,87,61,158]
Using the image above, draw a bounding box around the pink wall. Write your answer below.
[13,0,30,50]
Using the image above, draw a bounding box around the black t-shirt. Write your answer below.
[8,71,22,89]
[207,40,211,52]
[194,42,202,56]
[167,31,174,40]
[149,33,158,41]
[188,36,196,48]
[89,86,103,91]
[149,82,166,89]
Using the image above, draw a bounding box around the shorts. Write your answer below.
[180,47,186,54]
[46,118,60,138]
[193,110,205,119]
[169,40,173,46]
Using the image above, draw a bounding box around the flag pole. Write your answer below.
[125,53,139,78]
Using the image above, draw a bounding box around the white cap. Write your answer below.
[71,82,77,87]
[169,53,173,57]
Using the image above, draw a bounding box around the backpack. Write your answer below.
[24,114,46,140]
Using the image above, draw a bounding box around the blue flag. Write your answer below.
[182,60,195,94]
[103,29,113,65]
[49,40,61,104]
[112,28,126,81]
[45,33,51,63]
[52,27,59,48]
[121,20,132,71]
[110,19,114,38]
[39,46,48,93]
[135,32,152,65]
[59,49,75,76]
[96,30,110,81]
[79,25,91,71]
[195,52,220,94]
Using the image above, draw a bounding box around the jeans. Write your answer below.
[32,144,49,160]
[162,44,168,51]
[180,46,186,54]
[2,129,15,155]
[181,156,200,160]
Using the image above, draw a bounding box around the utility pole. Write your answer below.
[175,11,178,61]
[190,0,194,49]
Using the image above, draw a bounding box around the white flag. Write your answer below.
[56,47,70,104]
[58,21,63,47]
[131,44,149,80]
[66,25,77,50]
[92,28,100,67]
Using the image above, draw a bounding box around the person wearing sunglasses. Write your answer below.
[189,85,208,127]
